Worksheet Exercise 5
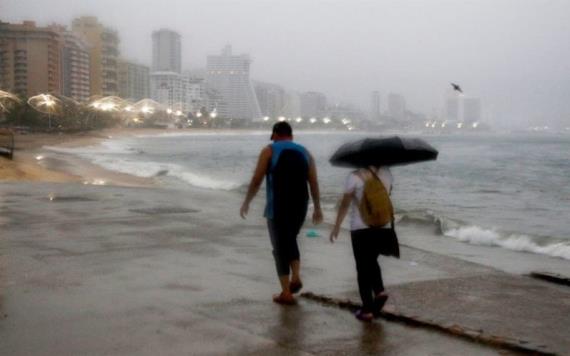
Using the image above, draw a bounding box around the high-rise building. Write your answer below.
[58,28,90,102]
[150,71,184,110]
[463,97,482,123]
[282,91,301,118]
[152,29,181,73]
[254,81,286,119]
[72,16,119,97]
[206,45,261,120]
[118,59,149,101]
[300,91,327,118]
[370,91,381,120]
[184,75,205,113]
[387,93,406,119]
[445,95,460,121]
[0,21,63,97]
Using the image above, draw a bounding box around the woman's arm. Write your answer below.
[329,192,353,243]
[307,153,323,224]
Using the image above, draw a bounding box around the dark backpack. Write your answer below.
[272,149,309,226]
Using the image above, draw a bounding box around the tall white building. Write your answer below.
[150,71,183,110]
[370,91,381,120]
[445,91,482,123]
[118,59,149,101]
[184,74,205,113]
[254,81,286,119]
[387,93,406,120]
[150,71,206,113]
[150,28,190,112]
[300,91,327,118]
[206,45,261,120]
[152,29,181,73]
[463,97,482,123]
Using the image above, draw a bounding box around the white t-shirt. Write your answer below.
[344,167,393,231]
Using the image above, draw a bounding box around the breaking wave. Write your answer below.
[45,142,244,191]
[398,210,570,260]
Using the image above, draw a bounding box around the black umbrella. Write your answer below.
[330,136,438,168]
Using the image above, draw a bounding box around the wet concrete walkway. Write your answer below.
[1,182,568,355]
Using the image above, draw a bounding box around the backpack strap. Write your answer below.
[367,167,380,181]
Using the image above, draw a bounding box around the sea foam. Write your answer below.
[45,141,243,191]
[444,225,570,260]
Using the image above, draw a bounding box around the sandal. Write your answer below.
[272,292,296,305]
[355,309,374,322]
[290,280,303,294]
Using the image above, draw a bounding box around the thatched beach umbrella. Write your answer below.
[89,96,126,112]
[27,94,62,129]
[0,90,22,114]
[133,98,164,115]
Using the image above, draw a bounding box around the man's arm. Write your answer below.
[240,146,271,219]
[307,153,323,224]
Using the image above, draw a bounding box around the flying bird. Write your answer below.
[451,83,463,93]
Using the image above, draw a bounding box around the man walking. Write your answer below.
[240,122,323,304]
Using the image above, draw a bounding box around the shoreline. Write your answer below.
[2,128,569,274]
[0,128,176,187]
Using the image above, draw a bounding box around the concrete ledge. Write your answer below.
[529,272,570,287]
[301,291,555,355]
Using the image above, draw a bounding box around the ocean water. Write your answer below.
[47,131,570,261]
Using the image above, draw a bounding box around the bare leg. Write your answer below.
[279,275,291,294]
[289,260,303,293]
[290,260,301,284]
[273,275,295,305]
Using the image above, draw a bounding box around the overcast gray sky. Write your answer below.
[2,0,570,127]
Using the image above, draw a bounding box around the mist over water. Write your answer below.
[49,131,570,260]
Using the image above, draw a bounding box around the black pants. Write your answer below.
[351,228,388,313]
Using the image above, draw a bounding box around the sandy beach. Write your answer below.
[0,128,166,186]
[1,129,569,355]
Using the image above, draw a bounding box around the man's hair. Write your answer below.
[272,122,293,138]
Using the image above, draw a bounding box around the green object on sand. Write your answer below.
[306,229,320,238]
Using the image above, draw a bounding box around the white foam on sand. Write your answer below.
[44,141,243,191]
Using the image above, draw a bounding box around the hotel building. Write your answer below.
[206,45,261,120]
[72,16,119,97]
[0,21,63,97]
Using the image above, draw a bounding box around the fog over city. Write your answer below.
[2,0,570,128]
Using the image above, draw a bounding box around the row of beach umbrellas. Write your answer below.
[0,91,166,117]
[1,90,440,166]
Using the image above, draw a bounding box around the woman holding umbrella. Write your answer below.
[329,136,438,322]
[329,165,395,322]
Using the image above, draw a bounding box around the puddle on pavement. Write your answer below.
[129,207,200,215]
[44,195,98,202]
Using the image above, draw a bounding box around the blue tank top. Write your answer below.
[265,140,310,219]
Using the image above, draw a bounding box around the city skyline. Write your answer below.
[2,0,570,128]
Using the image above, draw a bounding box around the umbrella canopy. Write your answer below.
[89,96,126,112]
[0,90,22,113]
[330,136,438,168]
[133,99,164,115]
[27,94,62,115]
